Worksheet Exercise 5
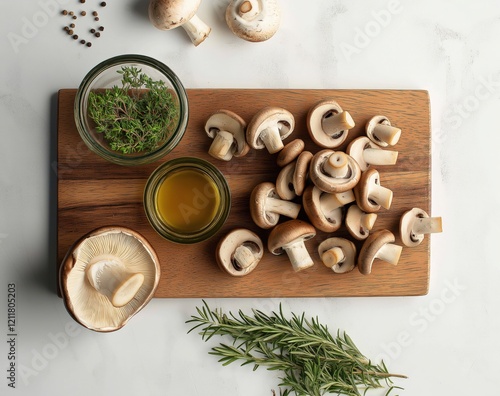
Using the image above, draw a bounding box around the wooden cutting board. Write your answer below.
[57,88,431,297]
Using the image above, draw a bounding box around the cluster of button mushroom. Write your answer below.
[206,100,443,277]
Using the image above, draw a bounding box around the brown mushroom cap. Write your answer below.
[365,115,401,147]
[358,229,401,275]
[302,185,344,233]
[205,109,249,161]
[216,228,264,276]
[400,208,443,247]
[250,182,301,229]
[347,136,398,172]
[277,138,305,167]
[354,168,393,213]
[246,106,295,153]
[59,226,160,332]
[318,237,357,273]
[345,204,378,240]
[307,99,355,148]
[309,149,361,193]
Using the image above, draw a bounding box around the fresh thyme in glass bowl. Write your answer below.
[75,54,189,166]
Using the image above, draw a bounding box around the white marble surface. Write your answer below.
[0,0,497,394]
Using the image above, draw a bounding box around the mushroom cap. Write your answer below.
[346,136,375,171]
[246,106,295,150]
[399,207,428,247]
[276,151,313,200]
[216,228,264,276]
[225,0,280,42]
[318,237,357,273]
[205,109,249,160]
[59,226,160,332]
[267,220,316,255]
[148,0,201,30]
[354,168,383,213]
[249,182,280,229]
[302,185,343,233]
[277,138,305,167]
[307,99,353,148]
[365,115,401,147]
[345,204,377,240]
[357,229,395,275]
[309,149,361,193]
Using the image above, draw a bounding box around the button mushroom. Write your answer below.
[59,226,160,332]
[216,228,264,276]
[276,151,313,200]
[347,136,398,172]
[302,185,355,233]
[276,138,305,167]
[318,237,357,273]
[205,109,249,161]
[345,204,378,240]
[225,0,280,42]
[365,115,401,147]
[268,220,316,272]
[309,149,361,193]
[354,168,393,213]
[400,207,443,247]
[250,182,301,229]
[148,0,211,46]
[358,229,403,275]
[307,99,355,149]
[246,107,295,154]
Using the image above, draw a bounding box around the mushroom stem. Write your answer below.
[208,130,234,160]
[232,244,258,270]
[319,190,355,215]
[323,152,349,178]
[86,257,144,308]
[260,125,285,154]
[238,0,260,19]
[321,247,345,269]
[369,183,393,209]
[283,241,314,272]
[375,243,403,266]
[363,148,398,166]
[181,14,211,46]
[361,212,378,231]
[372,124,401,146]
[412,216,443,235]
[321,111,355,137]
[265,197,301,219]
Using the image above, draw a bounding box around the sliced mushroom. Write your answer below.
[277,138,305,167]
[246,107,295,154]
[400,208,443,247]
[268,220,316,272]
[302,185,354,233]
[148,0,211,46]
[225,0,280,42]
[365,115,401,147]
[205,110,249,161]
[250,182,301,229]
[347,136,398,172]
[345,204,378,240]
[216,229,264,276]
[276,151,313,200]
[318,237,357,273]
[309,149,361,193]
[307,99,355,148]
[59,226,160,332]
[354,168,393,213]
[358,229,402,275]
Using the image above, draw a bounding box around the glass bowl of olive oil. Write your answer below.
[143,157,231,244]
[75,54,189,166]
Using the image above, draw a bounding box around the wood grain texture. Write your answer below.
[57,88,431,297]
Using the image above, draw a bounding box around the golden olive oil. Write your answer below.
[156,169,220,233]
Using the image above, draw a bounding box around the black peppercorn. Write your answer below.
[72,15,77,19]
[70,23,75,28]
[92,11,98,16]
[62,10,68,15]
[100,2,106,7]
[90,28,96,33]
[68,29,74,35]
[86,42,92,47]
[80,0,86,3]
[63,26,69,31]
[95,32,101,37]
[98,26,104,31]
[80,39,86,44]
[81,11,86,16]
[73,35,78,40]
[69,11,74,16]
[94,17,99,21]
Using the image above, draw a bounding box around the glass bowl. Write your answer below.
[144,157,231,244]
[74,54,189,166]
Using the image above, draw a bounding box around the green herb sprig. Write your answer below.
[187,301,406,396]
[88,66,178,154]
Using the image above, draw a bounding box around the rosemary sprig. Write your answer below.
[187,301,406,396]
[87,66,179,154]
